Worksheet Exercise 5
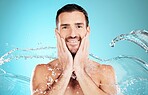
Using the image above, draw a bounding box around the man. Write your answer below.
[31,4,117,95]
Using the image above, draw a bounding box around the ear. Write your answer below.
[55,28,63,39]
[86,26,90,34]
[55,28,59,34]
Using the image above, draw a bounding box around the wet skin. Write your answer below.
[31,60,116,95]
[31,11,117,95]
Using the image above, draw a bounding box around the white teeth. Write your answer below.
[69,40,77,43]
[67,40,79,43]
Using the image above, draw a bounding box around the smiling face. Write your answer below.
[56,11,90,54]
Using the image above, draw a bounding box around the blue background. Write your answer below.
[0,0,148,94]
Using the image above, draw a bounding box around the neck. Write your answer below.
[71,53,76,59]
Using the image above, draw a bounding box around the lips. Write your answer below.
[65,36,81,46]
[67,39,79,46]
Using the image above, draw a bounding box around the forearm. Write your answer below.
[76,69,107,95]
[45,67,72,95]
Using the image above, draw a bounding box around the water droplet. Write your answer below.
[47,77,54,86]
[55,79,58,82]
[48,67,53,71]
[76,91,79,94]
[52,71,56,76]
[67,86,70,89]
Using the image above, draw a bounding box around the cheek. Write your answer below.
[79,31,87,38]
[60,32,67,39]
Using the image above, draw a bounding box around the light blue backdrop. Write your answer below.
[0,0,148,94]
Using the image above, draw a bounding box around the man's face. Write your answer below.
[56,11,90,54]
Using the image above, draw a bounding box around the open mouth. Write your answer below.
[67,39,79,46]
[65,36,81,46]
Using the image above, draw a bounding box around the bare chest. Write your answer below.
[64,78,84,95]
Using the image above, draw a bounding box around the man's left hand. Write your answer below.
[74,32,90,73]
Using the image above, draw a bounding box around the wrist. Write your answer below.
[75,66,85,76]
[64,63,73,72]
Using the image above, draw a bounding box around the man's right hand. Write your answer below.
[55,31,73,71]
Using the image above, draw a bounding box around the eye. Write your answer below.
[62,26,67,29]
[77,25,83,28]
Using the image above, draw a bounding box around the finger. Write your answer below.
[85,39,89,58]
[82,31,90,50]
[55,32,60,55]
[55,31,60,48]
[55,31,63,52]
[57,40,62,60]
[84,32,90,53]
[56,38,64,63]
[86,31,90,37]
[78,35,86,52]
[61,38,69,53]
[55,32,66,62]
[81,35,87,52]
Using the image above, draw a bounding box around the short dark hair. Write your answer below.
[56,4,89,27]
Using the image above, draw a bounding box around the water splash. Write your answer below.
[119,77,148,95]
[0,30,148,95]
[110,30,148,52]
[89,54,148,70]
[0,68,30,83]
[0,46,56,65]
[0,48,18,65]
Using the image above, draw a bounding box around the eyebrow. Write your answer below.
[60,24,70,27]
[75,23,84,26]
[60,23,84,27]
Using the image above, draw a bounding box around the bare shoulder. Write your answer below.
[91,60,115,75]
[33,59,60,73]
[32,59,61,81]
[93,61,116,85]
[31,59,61,91]
[90,61,117,94]
[31,59,61,94]
[87,60,116,83]
[33,64,48,74]
[32,59,58,82]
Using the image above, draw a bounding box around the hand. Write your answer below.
[74,32,90,72]
[55,31,73,71]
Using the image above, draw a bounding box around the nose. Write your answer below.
[69,28,77,37]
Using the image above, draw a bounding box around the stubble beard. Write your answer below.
[65,36,81,59]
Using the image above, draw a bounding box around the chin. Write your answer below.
[70,49,78,54]
[68,47,79,57]
[66,42,80,55]
[70,51,77,57]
